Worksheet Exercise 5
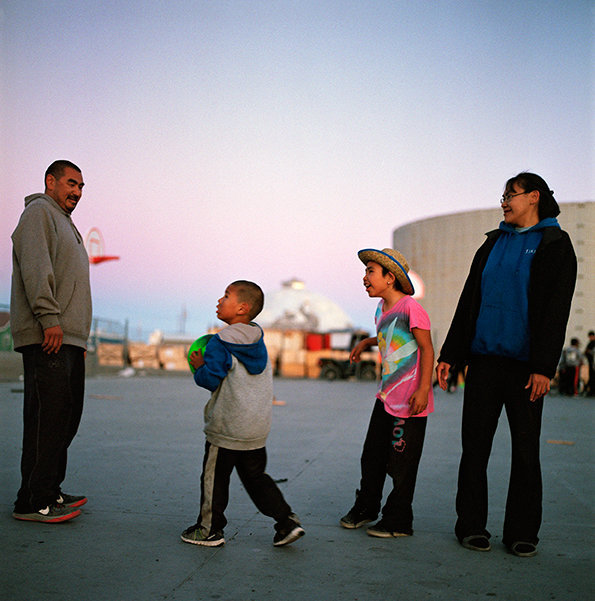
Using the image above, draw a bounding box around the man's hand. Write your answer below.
[42,325,63,354]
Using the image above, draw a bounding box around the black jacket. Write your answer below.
[438,226,577,379]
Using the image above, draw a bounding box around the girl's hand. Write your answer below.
[349,337,376,363]
[408,387,429,415]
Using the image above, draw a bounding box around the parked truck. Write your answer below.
[317,331,379,381]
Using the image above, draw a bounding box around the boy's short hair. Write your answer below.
[230,280,264,320]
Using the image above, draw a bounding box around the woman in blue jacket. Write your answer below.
[436,172,576,558]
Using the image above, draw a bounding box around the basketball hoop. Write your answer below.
[84,227,119,265]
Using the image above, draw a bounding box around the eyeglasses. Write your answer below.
[500,191,527,204]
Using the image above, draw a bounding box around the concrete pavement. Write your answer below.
[1,373,592,600]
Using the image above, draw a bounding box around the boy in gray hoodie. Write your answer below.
[181,280,305,547]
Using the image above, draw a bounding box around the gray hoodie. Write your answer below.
[201,323,273,451]
[10,193,92,350]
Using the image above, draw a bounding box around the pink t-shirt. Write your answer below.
[375,295,434,418]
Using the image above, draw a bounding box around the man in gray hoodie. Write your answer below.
[10,160,92,523]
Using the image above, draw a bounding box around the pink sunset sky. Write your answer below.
[1,1,592,339]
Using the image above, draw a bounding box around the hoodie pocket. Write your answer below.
[473,302,529,359]
[58,280,92,337]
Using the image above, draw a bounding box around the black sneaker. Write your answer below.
[340,507,377,529]
[57,493,88,508]
[180,524,225,547]
[273,513,305,547]
[461,535,491,552]
[507,541,537,557]
[366,519,412,538]
[12,504,81,523]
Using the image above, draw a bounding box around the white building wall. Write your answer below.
[393,201,594,355]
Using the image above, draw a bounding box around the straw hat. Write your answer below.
[358,248,414,295]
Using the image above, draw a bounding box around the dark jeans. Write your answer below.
[197,442,292,535]
[355,399,427,533]
[15,344,85,512]
[455,356,543,546]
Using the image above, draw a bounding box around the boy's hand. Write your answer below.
[408,387,429,415]
[189,350,205,370]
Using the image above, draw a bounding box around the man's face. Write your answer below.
[46,167,84,213]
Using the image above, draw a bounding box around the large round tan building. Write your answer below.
[392,201,594,354]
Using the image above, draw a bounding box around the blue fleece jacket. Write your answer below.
[194,323,268,391]
[193,322,273,451]
[471,218,560,361]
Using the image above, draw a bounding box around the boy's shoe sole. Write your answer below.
[12,506,81,523]
[273,525,305,547]
[180,527,225,547]
[57,493,88,508]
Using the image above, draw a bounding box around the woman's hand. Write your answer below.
[525,373,550,402]
[436,361,451,391]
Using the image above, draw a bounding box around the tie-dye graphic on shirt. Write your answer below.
[376,306,418,398]
[374,296,434,418]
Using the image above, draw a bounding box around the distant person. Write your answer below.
[181,281,305,547]
[558,338,584,396]
[585,331,595,397]
[436,172,577,557]
[10,160,92,523]
[340,248,435,538]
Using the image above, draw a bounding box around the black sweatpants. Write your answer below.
[356,399,427,534]
[197,441,292,535]
[455,356,543,546]
[15,344,85,513]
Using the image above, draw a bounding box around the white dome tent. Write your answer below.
[259,279,353,333]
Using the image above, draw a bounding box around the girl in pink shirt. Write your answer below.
[340,248,435,538]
